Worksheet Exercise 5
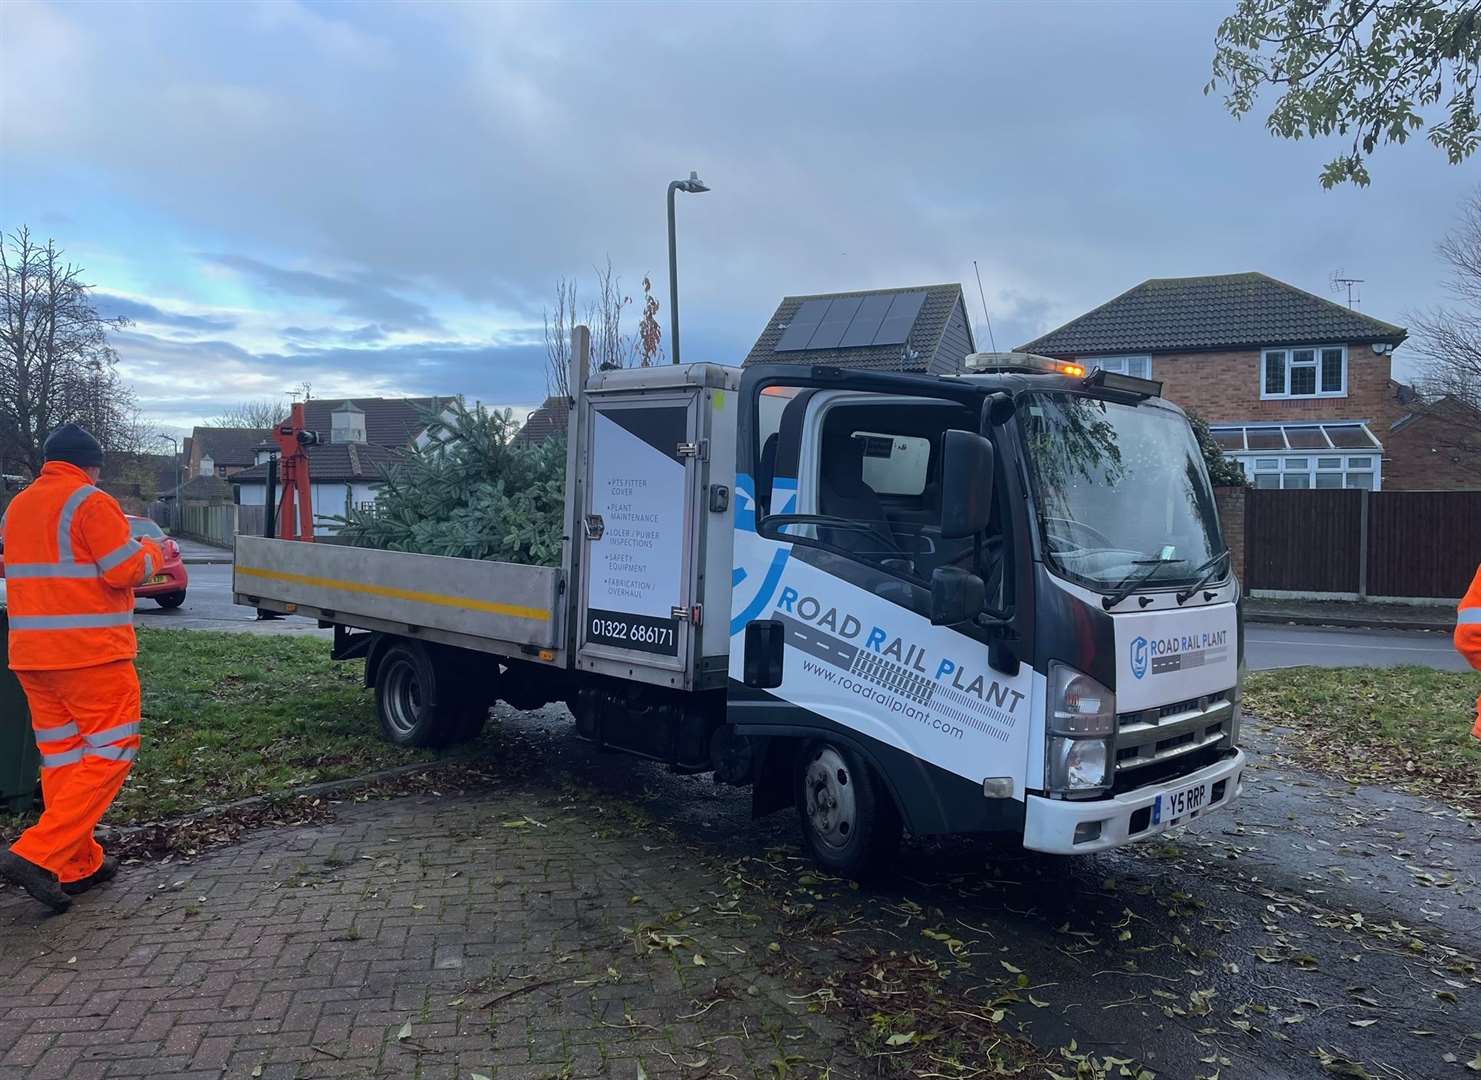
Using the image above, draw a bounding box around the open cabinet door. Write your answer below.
[576,392,700,685]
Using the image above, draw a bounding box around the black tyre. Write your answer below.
[794,741,901,879]
[374,641,447,747]
[155,592,186,609]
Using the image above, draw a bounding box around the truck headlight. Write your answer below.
[1047,663,1115,793]
[1049,736,1111,791]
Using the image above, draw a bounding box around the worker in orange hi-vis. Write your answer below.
[0,424,162,912]
[1459,564,1481,741]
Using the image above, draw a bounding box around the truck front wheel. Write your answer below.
[795,741,901,879]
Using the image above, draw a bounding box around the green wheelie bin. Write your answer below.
[0,591,41,812]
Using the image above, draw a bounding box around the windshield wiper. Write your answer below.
[1175,550,1232,605]
[1101,556,1186,610]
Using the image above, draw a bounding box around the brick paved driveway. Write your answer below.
[0,786,857,1080]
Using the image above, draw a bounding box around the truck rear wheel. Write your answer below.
[795,741,901,879]
[374,640,487,748]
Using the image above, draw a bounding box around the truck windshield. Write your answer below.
[1017,392,1226,592]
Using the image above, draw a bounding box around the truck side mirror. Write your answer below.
[930,566,986,626]
[743,619,785,687]
[939,430,995,539]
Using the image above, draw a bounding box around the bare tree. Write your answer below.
[0,227,136,476]
[543,258,642,397]
[212,399,287,428]
[542,276,576,399]
[587,256,630,372]
[1410,189,1481,463]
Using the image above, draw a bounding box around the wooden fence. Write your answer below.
[1241,488,1481,601]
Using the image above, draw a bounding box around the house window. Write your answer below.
[1091,356,1152,379]
[1261,345,1346,399]
[1231,452,1380,491]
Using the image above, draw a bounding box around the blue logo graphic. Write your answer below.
[1130,636,1149,680]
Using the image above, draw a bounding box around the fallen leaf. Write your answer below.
[1349,1018,1377,1028]
[885,1032,917,1047]
[397,1021,412,1041]
[693,954,707,967]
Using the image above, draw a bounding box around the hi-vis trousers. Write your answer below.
[9,660,140,883]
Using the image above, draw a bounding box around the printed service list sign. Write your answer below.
[587,408,687,656]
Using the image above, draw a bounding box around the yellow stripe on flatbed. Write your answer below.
[236,564,551,623]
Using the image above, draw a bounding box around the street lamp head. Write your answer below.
[676,170,709,194]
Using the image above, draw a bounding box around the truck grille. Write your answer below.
[1115,692,1233,780]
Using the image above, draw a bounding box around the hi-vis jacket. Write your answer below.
[1458,565,1481,737]
[1,461,163,671]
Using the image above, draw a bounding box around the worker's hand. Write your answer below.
[79,495,161,590]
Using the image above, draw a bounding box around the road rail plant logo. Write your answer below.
[1130,635,1149,680]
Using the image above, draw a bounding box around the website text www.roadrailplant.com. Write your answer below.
[800,659,965,739]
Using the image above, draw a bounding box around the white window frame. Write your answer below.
[1231,452,1381,491]
[1090,355,1153,379]
[1260,344,1347,400]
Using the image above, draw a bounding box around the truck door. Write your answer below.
[729,368,1038,817]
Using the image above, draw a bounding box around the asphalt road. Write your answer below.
[133,558,326,635]
[1246,622,1469,672]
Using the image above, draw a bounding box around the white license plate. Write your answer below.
[1153,779,1211,826]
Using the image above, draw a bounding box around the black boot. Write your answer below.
[0,850,72,913]
[62,854,120,896]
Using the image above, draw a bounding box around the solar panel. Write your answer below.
[839,294,893,347]
[872,291,926,346]
[805,296,862,350]
[773,299,830,352]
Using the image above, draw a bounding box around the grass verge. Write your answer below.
[1245,665,1481,805]
[3,628,455,831]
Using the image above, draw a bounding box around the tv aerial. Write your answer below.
[1330,269,1364,309]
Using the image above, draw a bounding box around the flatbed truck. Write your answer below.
[236,336,1246,876]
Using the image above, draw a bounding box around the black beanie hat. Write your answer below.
[44,423,105,469]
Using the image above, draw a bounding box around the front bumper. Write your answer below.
[1023,748,1246,855]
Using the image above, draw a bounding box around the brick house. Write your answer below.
[1016,272,1476,491]
[183,426,271,481]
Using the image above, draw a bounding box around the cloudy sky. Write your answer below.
[2,0,1473,435]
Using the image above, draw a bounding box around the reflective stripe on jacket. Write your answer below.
[1459,566,1481,671]
[1,461,164,671]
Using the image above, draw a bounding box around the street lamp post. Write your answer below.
[666,171,709,366]
[158,434,180,531]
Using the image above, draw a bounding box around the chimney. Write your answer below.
[331,402,367,445]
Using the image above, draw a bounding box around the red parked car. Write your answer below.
[127,516,189,609]
[0,514,188,609]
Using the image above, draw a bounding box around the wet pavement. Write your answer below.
[490,705,1481,1080]
[2,693,1477,1078]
